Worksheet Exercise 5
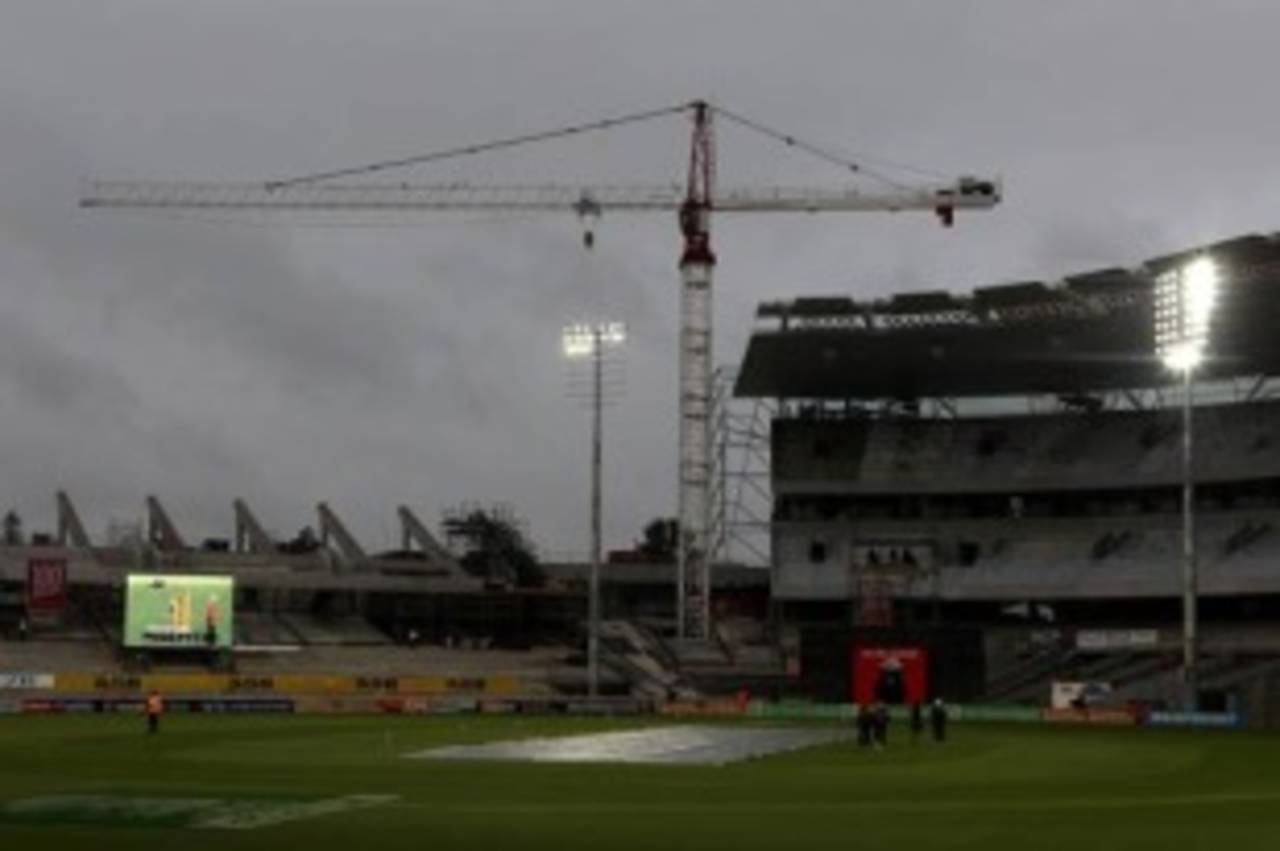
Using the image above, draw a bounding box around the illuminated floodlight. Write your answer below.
[1154,255,1219,372]
[561,326,594,358]
[601,322,626,346]
[1152,254,1221,709]
[562,322,627,359]
[559,319,627,699]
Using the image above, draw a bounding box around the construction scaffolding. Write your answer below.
[708,367,774,571]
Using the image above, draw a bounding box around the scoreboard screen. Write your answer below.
[124,574,234,650]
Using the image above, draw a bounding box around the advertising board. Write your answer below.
[124,575,234,650]
[659,699,747,717]
[1043,706,1137,726]
[0,673,54,690]
[1051,680,1114,709]
[948,704,1042,723]
[748,700,1041,723]
[1146,711,1241,728]
[21,697,292,714]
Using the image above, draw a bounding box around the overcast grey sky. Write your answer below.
[2,0,1278,555]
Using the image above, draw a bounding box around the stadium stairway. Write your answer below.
[599,620,695,699]
[1202,656,1280,692]
[983,646,1077,703]
[670,619,792,697]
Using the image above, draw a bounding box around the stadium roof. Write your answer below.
[735,232,1280,399]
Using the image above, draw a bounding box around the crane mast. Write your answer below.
[677,102,716,640]
[79,99,1001,642]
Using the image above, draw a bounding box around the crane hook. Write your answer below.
[574,194,603,251]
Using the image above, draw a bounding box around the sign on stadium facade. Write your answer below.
[25,556,67,618]
[1075,629,1160,651]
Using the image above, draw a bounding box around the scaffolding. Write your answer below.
[708,367,774,570]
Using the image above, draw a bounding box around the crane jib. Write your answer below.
[80,182,999,215]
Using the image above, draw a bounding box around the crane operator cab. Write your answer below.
[933,176,1000,227]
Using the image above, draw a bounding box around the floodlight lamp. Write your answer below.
[561,321,627,359]
[1182,256,1219,328]
[1161,343,1203,373]
[1154,255,1220,374]
[602,322,627,346]
[561,326,594,359]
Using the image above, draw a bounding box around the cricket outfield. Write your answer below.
[0,714,1276,850]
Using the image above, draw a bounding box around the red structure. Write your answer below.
[852,646,929,705]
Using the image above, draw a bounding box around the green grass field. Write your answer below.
[1,714,1277,849]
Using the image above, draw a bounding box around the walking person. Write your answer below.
[145,690,164,735]
[856,704,872,748]
[873,703,889,748]
[910,702,924,744]
[930,698,948,743]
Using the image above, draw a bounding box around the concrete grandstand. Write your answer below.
[736,230,1280,722]
[0,493,777,706]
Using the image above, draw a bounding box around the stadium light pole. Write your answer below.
[1154,255,1219,711]
[562,321,626,698]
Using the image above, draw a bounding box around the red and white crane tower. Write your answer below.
[81,99,1001,640]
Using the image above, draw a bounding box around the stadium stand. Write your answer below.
[8,231,1280,717]
[0,639,118,673]
[275,613,393,646]
[234,611,303,647]
[0,498,776,700]
[736,230,1280,720]
[233,644,573,677]
[770,402,1280,494]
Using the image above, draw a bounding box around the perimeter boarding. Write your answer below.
[0,675,1246,729]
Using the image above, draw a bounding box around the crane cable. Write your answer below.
[708,104,934,191]
[263,99,954,194]
[265,102,698,190]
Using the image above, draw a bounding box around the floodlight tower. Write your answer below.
[1153,255,1220,710]
[562,321,627,697]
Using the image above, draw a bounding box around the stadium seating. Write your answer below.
[775,508,1280,601]
[975,621,1280,707]
[233,643,573,677]
[275,613,392,646]
[773,400,1280,493]
[234,611,303,646]
[0,639,117,672]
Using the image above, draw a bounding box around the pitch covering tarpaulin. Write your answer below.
[124,575,234,650]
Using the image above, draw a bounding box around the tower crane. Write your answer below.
[80,99,1001,641]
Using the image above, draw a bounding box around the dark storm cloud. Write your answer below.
[2,0,1279,553]
[0,307,138,416]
